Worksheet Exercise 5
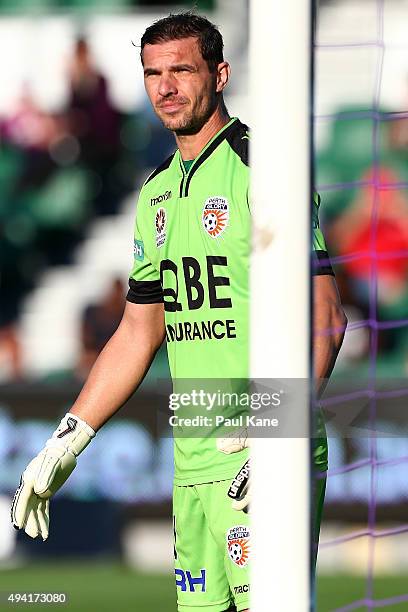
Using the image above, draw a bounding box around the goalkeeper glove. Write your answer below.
[217,429,250,513]
[11,413,95,541]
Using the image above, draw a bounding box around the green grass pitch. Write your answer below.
[0,562,407,611]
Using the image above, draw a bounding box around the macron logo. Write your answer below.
[151,190,172,206]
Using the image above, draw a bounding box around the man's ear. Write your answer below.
[216,62,231,93]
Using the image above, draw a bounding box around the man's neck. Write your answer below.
[176,106,231,161]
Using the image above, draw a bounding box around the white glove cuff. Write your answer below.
[62,413,96,439]
[46,413,96,457]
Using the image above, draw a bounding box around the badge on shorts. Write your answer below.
[202,196,229,238]
[155,207,167,248]
[226,525,250,567]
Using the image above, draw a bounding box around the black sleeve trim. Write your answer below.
[144,152,176,186]
[126,279,164,304]
[313,250,335,276]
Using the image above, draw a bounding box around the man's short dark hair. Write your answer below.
[141,12,224,73]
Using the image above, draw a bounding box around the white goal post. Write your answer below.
[250,1,312,610]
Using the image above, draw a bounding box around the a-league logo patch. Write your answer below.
[155,207,167,248]
[202,196,229,238]
[226,525,250,568]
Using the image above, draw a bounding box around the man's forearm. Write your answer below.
[314,328,344,396]
[313,276,347,397]
[70,303,165,430]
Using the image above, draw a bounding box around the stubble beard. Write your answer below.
[160,109,199,134]
[158,97,217,137]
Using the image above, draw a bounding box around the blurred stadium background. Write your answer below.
[0,0,407,610]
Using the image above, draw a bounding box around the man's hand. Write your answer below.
[217,429,250,513]
[11,413,95,540]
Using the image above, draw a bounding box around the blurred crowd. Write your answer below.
[77,277,125,379]
[0,0,215,12]
[317,107,408,377]
[1,39,408,383]
[0,38,173,381]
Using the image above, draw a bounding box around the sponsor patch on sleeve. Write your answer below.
[134,239,144,261]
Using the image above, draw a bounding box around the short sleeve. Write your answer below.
[126,210,164,305]
[312,193,334,276]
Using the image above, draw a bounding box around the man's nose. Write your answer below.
[158,73,178,97]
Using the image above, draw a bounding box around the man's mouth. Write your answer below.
[158,100,187,113]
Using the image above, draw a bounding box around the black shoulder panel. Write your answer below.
[144,152,176,186]
[225,120,250,167]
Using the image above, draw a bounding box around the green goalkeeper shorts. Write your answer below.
[173,476,327,612]
[173,480,250,612]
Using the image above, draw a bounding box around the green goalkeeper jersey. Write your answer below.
[127,117,332,485]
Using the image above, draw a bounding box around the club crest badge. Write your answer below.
[155,207,167,248]
[226,525,250,568]
[202,196,229,238]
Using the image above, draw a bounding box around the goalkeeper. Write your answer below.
[11,12,346,612]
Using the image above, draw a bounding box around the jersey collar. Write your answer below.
[177,117,239,198]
